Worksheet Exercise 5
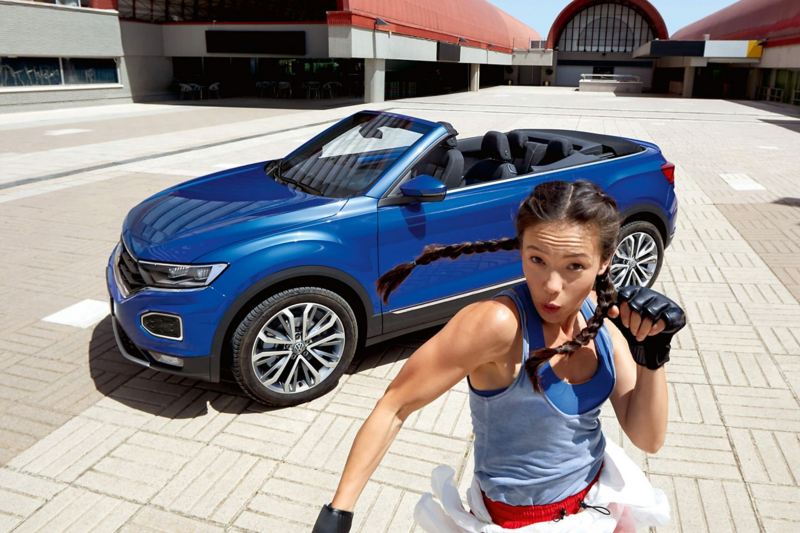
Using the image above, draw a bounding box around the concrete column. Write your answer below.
[469,64,480,91]
[682,66,695,98]
[746,68,759,100]
[364,58,385,103]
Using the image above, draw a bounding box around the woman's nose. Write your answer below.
[544,271,562,295]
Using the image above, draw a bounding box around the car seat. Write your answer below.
[539,137,574,166]
[507,131,547,174]
[463,131,517,185]
[521,141,548,172]
[413,146,464,189]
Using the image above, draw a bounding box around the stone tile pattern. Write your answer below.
[1,89,799,532]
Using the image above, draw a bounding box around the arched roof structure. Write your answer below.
[672,0,800,46]
[114,0,540,53]
[328,0,541,52]
[546,0,668,49]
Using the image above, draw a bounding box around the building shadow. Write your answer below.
[759,119,800,135]
[727,99,800,120]
[153,96,363,111]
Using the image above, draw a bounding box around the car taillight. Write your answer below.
[661,162,675,185]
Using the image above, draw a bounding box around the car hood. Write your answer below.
[122,162,345,263]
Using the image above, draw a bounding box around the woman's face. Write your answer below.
[520,221,610,326]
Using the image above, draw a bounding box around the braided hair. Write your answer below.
[376,180,621,392]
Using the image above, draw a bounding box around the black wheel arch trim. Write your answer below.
[209,266,379,382]
[619,205,671,247]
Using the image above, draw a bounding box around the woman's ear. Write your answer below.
[598,259,611,276]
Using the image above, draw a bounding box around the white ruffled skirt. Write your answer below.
[414,439,670,532]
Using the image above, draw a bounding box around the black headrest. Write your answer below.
[544,137,574,162]
[481,131,512,162]
[506,131,527,156]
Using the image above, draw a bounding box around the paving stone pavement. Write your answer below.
[0,87,799,532]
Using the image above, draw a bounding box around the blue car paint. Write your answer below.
[107,112,676,382]
[123,162,346,263]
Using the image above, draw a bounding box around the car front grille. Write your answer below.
[114,316,150,364]
[117,244,147,295]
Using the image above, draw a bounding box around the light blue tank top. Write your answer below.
[468,282,616,505]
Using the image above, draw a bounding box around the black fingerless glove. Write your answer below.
[311,503,353,533]
[611,286,686,370]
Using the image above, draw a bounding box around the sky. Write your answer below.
[487,0,739,38]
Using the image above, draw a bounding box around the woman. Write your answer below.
[312,180,685,532]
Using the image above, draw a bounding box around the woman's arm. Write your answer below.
[327,299,519,512]
[607,320,668,453]
[607,287,685,453]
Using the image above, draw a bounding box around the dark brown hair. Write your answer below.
[376,180,621,392]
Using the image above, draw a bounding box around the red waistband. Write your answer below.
[481,467,603,529]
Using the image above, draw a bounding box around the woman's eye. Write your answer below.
[530,256,544,265]
[568,263,586,271]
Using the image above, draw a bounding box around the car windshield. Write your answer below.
[271,111,434,198]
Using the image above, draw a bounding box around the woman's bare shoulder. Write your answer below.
[442,297,520,358]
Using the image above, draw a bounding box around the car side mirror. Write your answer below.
[400,175,446,202]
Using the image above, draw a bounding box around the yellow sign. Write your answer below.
[747,40,763,58]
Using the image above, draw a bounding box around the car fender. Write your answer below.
[207,237,380,382]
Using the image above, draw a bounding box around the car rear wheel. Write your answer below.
[231,287,358,406]
[610,221,664,288]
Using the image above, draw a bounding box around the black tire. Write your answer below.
[231,286,358,406]
[611,220,664,289]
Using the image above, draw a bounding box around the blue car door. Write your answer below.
[377,179,530,333]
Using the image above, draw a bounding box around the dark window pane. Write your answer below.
[118,0,337,23]
[556,2,656,54]
[63,58,118,84]
[0,57,62,87]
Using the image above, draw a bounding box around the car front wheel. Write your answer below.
[610,221,664,288]
[231,287,358,406]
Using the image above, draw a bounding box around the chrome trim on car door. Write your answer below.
[390,277,526,314]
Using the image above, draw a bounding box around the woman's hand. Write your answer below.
[312,504,353,533]
[607,286,686,369]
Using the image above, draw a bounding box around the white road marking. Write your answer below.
[43,299,110,328]
[44,129,92,136]
[719,173,766,191]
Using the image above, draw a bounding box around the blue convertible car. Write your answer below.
[107,110,677,406]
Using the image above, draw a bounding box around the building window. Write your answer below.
[0,58,62,87]
[63,58,119,84]
[117,0,337,23]
[0,57,118,88]
[557,2,655,53]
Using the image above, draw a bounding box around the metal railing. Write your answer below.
[580,74,641,83]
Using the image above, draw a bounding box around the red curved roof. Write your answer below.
[328,0,541,53]
[672,0,800,45]
[547,0,668,49]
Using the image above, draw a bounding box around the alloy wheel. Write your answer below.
[250,302,346,394]
[610,231,659,288]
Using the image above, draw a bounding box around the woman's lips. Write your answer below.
[542,303,561,313]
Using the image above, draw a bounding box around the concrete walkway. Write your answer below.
[0,87,798,532]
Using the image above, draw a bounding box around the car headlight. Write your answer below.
[137,260,227,289]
